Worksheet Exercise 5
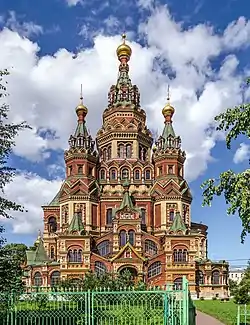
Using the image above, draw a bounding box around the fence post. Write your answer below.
[182,276,189,325]
[88,289,91,325]
[237,305,240,325]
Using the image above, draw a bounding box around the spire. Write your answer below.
[108,33,140,108]
[26,235,50,265]
[155,86,181,150]
[68,85,95,152]
[170,211,187,232]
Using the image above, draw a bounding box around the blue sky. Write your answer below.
[0,0,250,267]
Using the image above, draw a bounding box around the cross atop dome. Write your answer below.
[116,33,132,62]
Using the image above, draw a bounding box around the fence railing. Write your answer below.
[0,277,195,325]
[237,305,250,325]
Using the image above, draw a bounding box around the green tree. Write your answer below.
[3,243,28,264]
[229,278,238,296]
[201,78,250,243]
[0,69,30,246]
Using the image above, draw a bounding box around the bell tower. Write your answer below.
[152,88,192,235]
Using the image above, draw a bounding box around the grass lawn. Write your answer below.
[194,299,250,325]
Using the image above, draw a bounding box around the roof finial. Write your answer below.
[167,84,170,102]
[122,32,126,43]
[80,84,83,103]
[75,84,88,116]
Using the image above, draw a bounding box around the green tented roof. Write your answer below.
[26,238,50,266]
[74,120,89,138]
[68,213,84,233]
[170,211,187,232]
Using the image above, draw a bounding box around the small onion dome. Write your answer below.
[162,101,175,118]
[34,233,41,246]
[76,89,88,116]
[152,145,157,152]
[116,33,132,61]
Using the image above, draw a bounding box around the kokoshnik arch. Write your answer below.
[23,34,229,299]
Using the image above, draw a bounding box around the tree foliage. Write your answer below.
[0,69,30,224]
[60,270,147,291]
[201,78,250,243]
[0,244,24,292]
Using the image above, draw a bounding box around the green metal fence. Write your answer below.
[1,277,195,325]
[237,305,250,325]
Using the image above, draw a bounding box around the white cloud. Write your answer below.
[1,5,250,233]
[223,16,250,50]
[2,173,62,234]
[65,0,83,6]
[3,11,43,38]
[233,143,250,164]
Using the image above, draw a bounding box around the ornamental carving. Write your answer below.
[62,204,69,224]
[74,203,86,225]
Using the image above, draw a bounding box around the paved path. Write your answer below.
[196,311,225,325]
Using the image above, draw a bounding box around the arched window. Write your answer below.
[212,270,220,285]
[148,261,161,279]
[119,230,127,247]
[100,169,106,180]
[48,217,57,233]
[97,240,110,256]
[107,146,111,160]
[134,169,140,180]
[145,240,158,256]
[145,170,151,180]
[118,144,124,158]
[95,261,107,276]
[128,230,135,246]
[196,271,204,285]
[50,271,60,287]
[174,277,183,290]
[173,249,188,263]
[110,169,117,180]
[121,168,129,180]
[103,148,107,161]
[34,272,42,287]
[126,144,132,158]
[106,208,113,224]
[169,210,175,221]
[50,246,55,259]
[67,248,82,263]
[77,250,82,262]
[141,208,146,225]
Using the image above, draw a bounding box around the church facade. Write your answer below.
[23,35,228,298]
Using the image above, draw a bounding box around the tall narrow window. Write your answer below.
[158,166,163,176]
[134,169,140,180]
[34,272,42,287]
[100,169,105,180]
[50,271,60,287]
[48,217,57,233]
[119,230,127,247]
[97,241,110,257]
[68,166,72,176]
[121,168,129,180]
[141,208,146,224]
[103,149,107,161]
[77,250,82,262]
[118,144,124,158]
[50,246,55,259]
[174,277,183,290]
[126,144,132,158]
[128,230,135,246]
[110,169,117,180]
[78,165,83,174]
[145,170,151,180]
[169,210,175,221]
[145,240,157,256]
[168,165,173,174]
[212,271,220,285]
[107,146,112,160]
[106,208,113,224]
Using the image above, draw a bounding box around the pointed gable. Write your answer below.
[111,242,146,262]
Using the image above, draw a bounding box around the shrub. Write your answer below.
[212,297,217,300]
[200,297,204,300]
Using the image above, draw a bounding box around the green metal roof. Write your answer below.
[68,212,84,233]
[26,238,50,266]
[170,211,187,232]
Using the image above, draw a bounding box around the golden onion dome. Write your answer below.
[116,33,132,61]
[162,86,175,118]
[75,85,88,115]
[162,102,175,117]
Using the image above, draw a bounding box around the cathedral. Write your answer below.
[23,35,228,298]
